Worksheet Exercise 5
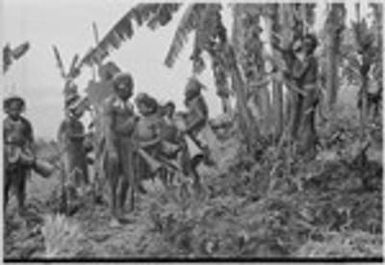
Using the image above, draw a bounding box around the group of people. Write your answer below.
[4,70,214,227]
[94,72,212,225]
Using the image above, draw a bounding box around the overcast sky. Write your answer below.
[1,0,373,139]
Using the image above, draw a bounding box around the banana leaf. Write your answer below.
[81,3,181,66]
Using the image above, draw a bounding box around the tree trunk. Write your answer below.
[359,76,368,144]
[273,81,284,141]
[326,24,338,110]
[355,3,368,154]
[231,4,261,151]
[277,4,319,157]
[232,4,269,148]
[325,4,345,111]
[265,4,284,141]
[230,54,259,151]
[278,4,298,143]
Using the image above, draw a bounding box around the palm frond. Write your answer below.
[3,42,30,73]
[164,4,206,68]
[11,42,30,60]
[81,3,181,66]
[3,44,12,73]
[194,4,223,50]
[52,45,67,79]
[68,54,81,79]
[147,4,180,30]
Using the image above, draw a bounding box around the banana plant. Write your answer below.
[51,45,90,114]
[3,41,30,74]
[80,3,181,66]
[324,3,346,111]
[340,6,381,148]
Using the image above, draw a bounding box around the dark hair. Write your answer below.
[4,96,26,113]
[99,61,121,80]
[185,77,203,100]
[113,72,134,91]
[303,34,318,51]
[164,101,175,110]
[136,93,158,113]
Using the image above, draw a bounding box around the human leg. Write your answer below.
[105,153,119,221]
[118,140,135,213]
[4,170,12,214]
[15,168,27,217]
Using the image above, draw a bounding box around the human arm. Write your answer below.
[292,56,317,81]
[57,121,68,151]
[22,117,34,150]
[184,98,207,134]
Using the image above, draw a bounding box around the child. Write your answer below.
[160,101,183,154]
[134,93,164,184]
[158,101,186,186]
[3,95,35,219]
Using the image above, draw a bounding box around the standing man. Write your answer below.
[102,72,138,226]
[180,77,213,192]
[289,34,319,158]
[183,77,217,165]
[57,93,90,215]
[3,95,34,220]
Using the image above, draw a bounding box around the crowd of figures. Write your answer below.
[4,70,218,227]
[5,31,379,229]
[3,33,320,228]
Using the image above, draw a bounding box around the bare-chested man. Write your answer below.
[179,77,213,192]
[57,94,89,215]
[103,72,138,226]
[289,34,319,157]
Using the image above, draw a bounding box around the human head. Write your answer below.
[99,61,121,81]
[4,96,25,120]
[135,93,158,116]
[302,34,318,55]
[164,101,176,118]
[185,77,204,101]
[113,72,134,101]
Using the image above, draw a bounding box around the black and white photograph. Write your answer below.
[1,0,383,261]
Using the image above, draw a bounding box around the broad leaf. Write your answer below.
[164,4,206,68]
[11,42,30,60]
[81,3,181,66]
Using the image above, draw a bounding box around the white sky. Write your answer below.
[1,0,374,139]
